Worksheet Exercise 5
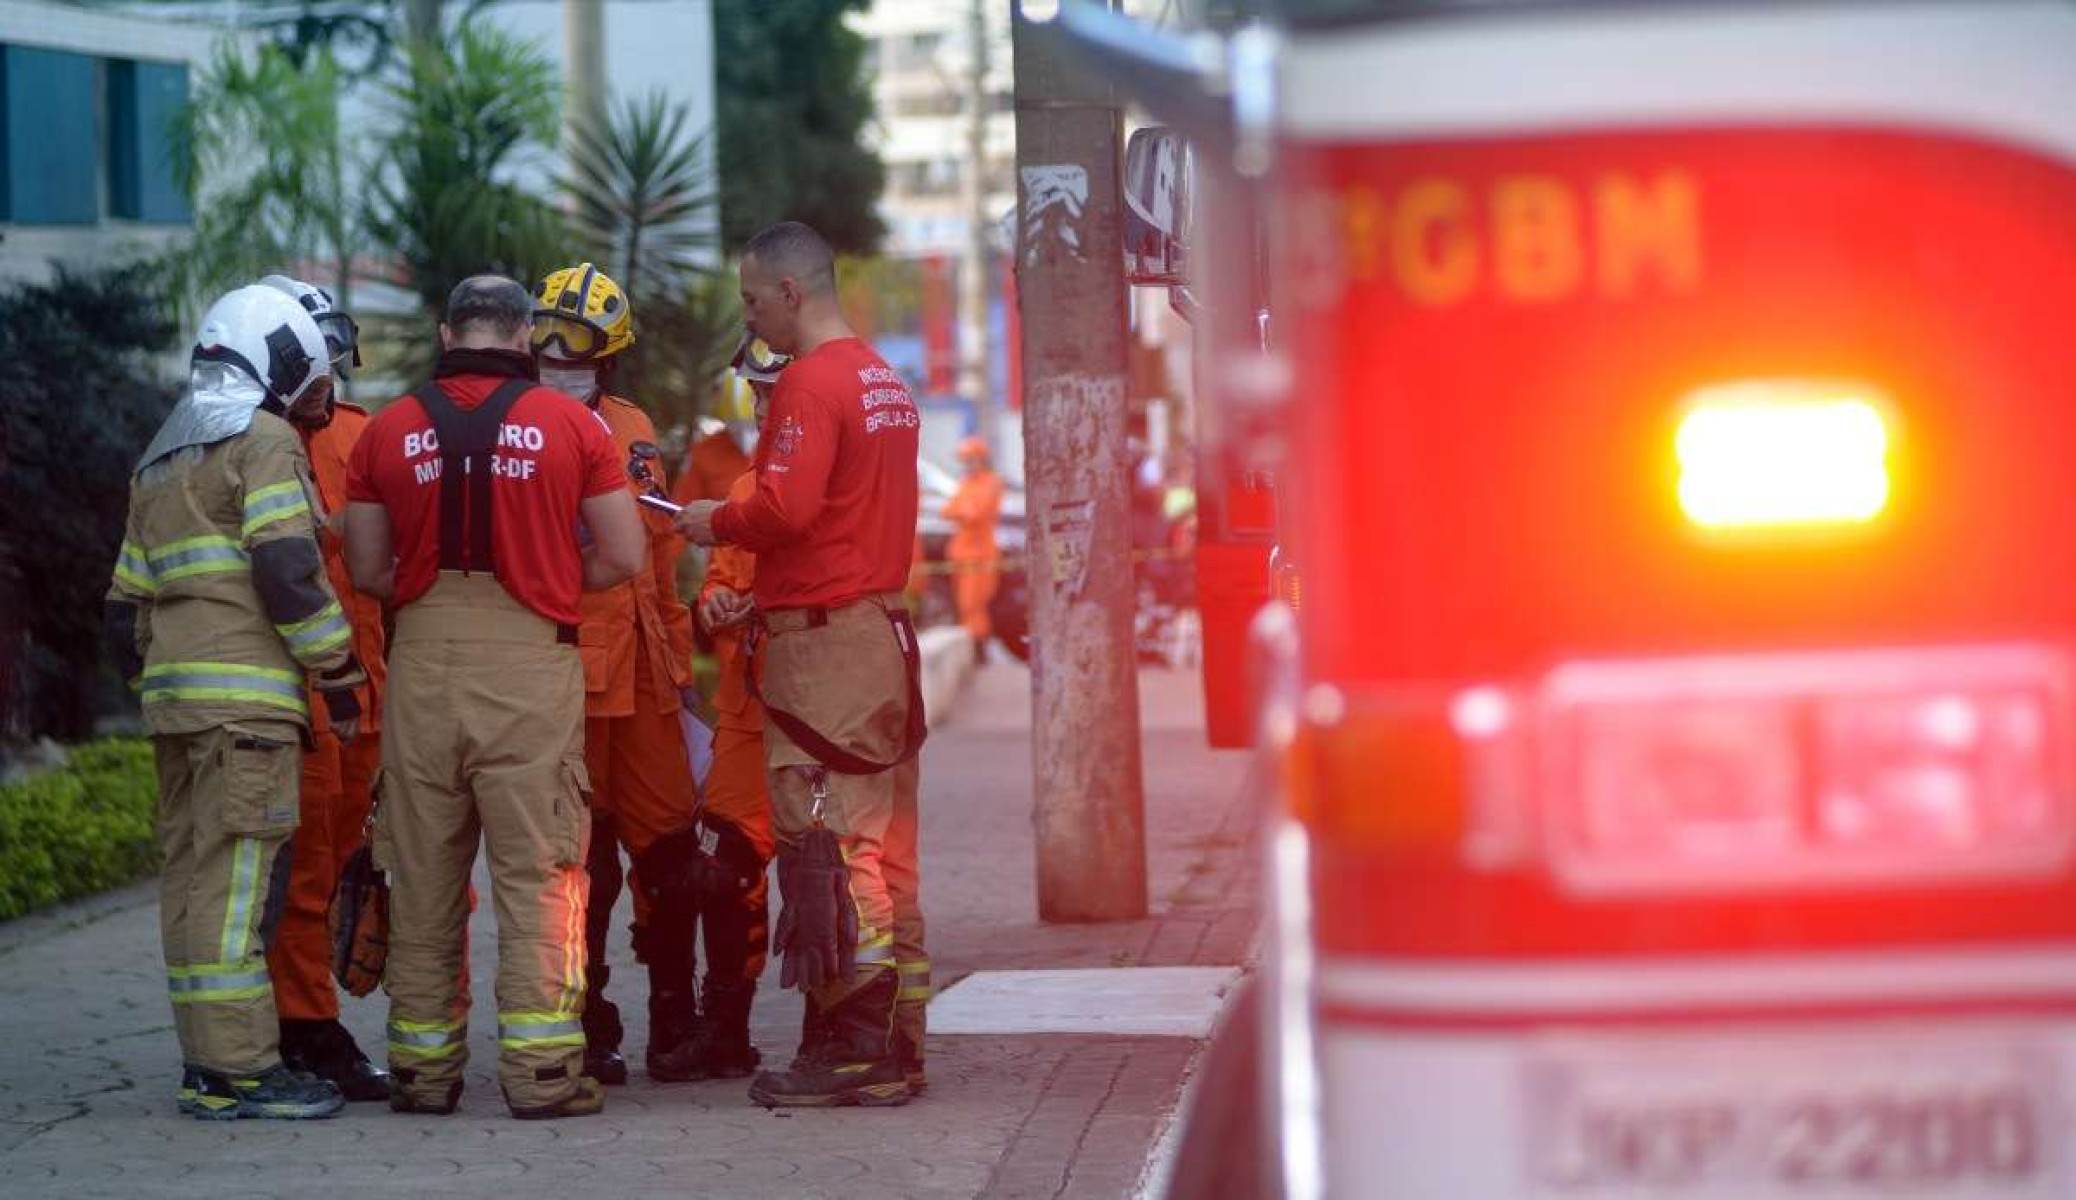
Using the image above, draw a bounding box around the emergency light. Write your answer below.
[1675,380,1892,531]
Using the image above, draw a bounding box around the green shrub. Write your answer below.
[0,738,159,922]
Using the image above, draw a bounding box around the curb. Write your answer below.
[918,625,977,728]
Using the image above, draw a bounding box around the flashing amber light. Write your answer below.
[1675,381,1892,530]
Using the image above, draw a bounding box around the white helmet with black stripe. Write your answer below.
[136,285,333,470]
[259,273,362,372]
[193,284,330,408]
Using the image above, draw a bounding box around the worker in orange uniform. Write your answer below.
[674,413,752,507]
[532,264,712,1085]
[344,275,646,1120]
[942,436,1006,663]
[254,276,391,1101]
[685,333,792,1078]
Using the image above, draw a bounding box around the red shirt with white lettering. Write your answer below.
[712,337,920,609]
[346,349,625,624]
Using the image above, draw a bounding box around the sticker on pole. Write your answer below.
[1022,164,1089,266]
[1046,498,1094,600]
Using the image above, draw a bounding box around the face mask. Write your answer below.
[540,363,597,402]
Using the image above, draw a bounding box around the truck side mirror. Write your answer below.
[1123,125,1192,287]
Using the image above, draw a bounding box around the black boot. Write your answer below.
[640,921,710,1082]
[696,864,765,1080]
[581,966,628,1086]
[792,994,832,1071]
[700,978,761,1079]
[279,1018,392,1103]
[181,1062,344,1121]
[893,1024,926,1096]
[749,973,910,1108]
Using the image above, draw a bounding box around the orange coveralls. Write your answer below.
[580,394,700,908]
[943,466,1006,642]
[268,402,388,1022]
[672,430,752,507]
[697,469,777,981]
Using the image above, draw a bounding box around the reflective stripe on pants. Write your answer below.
[154,722,300,1075]
[378,574,593,1113]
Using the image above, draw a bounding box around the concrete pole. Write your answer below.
[1012,3,1148,922]
[958,0,996,451]
[562,0,608,177]
[403,0,442,48]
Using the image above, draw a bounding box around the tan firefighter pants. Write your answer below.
[761,594,927,1016]
[373,573,593,1113]
[155,720,302,1075]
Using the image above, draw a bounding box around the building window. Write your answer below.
[1,44,101,225]
[108,59,191,224]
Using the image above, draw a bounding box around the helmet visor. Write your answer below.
[532,311,609,362]
[314,311,360,369]
[730,331,792,383]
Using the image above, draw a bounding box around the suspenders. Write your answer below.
[411,379,533,575]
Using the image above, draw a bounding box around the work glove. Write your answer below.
[329,843,389,997]
[774,824,858,993]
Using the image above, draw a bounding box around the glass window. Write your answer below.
[108,59,191,224]
[1,44,101,225]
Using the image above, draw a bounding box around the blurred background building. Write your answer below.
[0,0,228,286]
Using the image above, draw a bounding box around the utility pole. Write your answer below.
[958,0,995,452]
[404,0,442,48]
[562,0,608,179]
[1012,2,1147,922]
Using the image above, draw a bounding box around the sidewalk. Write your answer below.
[0,657,1256,1199]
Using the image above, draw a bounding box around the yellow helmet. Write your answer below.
[533,263,634,361]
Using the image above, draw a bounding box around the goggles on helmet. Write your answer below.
[532,311,611,363]
[314,310,361,369]
[730,331,792,384]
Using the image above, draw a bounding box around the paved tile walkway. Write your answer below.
[0,662,1255,1199]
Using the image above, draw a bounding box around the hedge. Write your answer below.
[0,738,159,922]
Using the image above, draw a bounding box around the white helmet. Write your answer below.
[192,285,331,409]
[259,273,361,370]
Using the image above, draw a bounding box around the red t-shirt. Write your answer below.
[712,337,920,609]
[346,358,625,624]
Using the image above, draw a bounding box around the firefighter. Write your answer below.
[250,276,391,1101]
[676,222,928,1107]
[529,263,712,1084]
[342,275,645,1120]
[942,435,1006,662]
[687,336,793,1078]
[674,413,752,507]
[106,285,367,1120]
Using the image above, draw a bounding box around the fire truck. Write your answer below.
[1068,0,2076,1195]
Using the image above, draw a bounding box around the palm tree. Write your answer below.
[565,91,720,301]
[171,43,358,315]
[363,20,569,370]
[563,92,739,432]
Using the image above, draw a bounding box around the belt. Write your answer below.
[557,623,577,645]
[761,592,907,634]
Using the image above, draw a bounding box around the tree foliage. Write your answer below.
[566,91,720,301]
[364,20,568,370]
[171,42,357,315]
[564,92,739,432]
[125,0,496,77]
[0,266,181,743]
[713,0,886,254]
